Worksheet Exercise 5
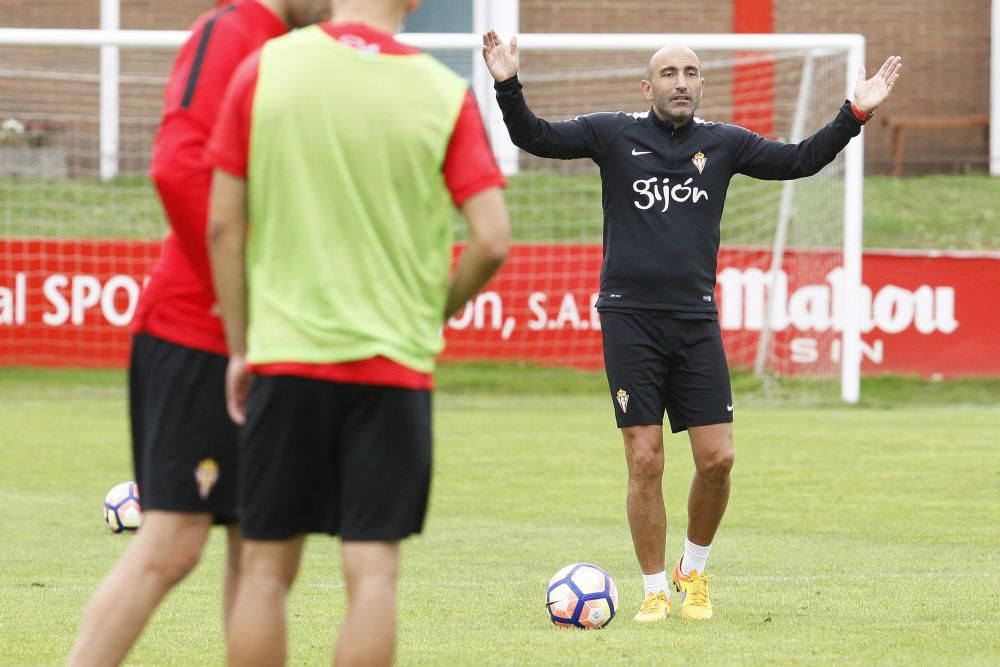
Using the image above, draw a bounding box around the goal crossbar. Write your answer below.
[0,29,864,51]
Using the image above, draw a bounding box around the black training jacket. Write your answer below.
[494,75,864,316]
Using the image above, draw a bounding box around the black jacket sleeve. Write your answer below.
[494,76,601,160]
[732,102,864,180]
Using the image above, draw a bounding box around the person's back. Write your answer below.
[137,0,290,354]
[207,4,510,665]
[246,24,469,370]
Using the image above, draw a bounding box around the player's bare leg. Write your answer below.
[68,511,213,666]
[335,541,400,667]
[621,425,672,621]
[622,425,667,573]
[686,422,734,546]
[671,422,734,619]
[225,536,305,667]
[222,524,242,639]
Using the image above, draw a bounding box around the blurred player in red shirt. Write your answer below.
[68,2,330,665]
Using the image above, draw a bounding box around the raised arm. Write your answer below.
[852,55,902,114]
[483,29,601,161]
[736,55,902,180]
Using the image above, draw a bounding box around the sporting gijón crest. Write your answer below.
[616,388,629,413]
[692,150,706,173]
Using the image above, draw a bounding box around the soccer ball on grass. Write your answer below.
[545,563,618,629]
[102,481,142,533]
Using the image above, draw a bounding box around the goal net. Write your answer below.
[0,30,863,402]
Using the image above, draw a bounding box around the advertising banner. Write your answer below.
[2,239,998,378]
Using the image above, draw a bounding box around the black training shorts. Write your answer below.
[239,375,432,542]
[129,333,240,523]
[600,311,734,433]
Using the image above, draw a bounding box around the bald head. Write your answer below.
[640,44,704,127]
[646,45,700,80]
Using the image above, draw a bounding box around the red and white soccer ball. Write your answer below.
[102,481,142,533]
[545,563,619,629]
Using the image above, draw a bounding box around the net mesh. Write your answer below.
[0,36,852,386]
[0,43,169,364]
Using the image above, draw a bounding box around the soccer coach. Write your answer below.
[483,30,900,623]
[208,1,510,664]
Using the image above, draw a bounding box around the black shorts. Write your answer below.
[239,375,432,542]
[129,333,239,523]
[600,311,733,433]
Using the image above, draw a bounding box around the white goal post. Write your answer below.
[0,29,864,403]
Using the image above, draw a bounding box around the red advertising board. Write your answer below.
[1,239,998,377]
[854,251,1000,377]
[0,239,159,367]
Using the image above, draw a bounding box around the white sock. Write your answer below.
[681,538,712,575]
[642,571,669,596]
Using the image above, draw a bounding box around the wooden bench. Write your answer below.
[882,114,989,177]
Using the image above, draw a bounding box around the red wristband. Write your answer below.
[850,102,874,123]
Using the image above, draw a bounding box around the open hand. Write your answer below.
[482,29,519,82]
[853,55,902,114]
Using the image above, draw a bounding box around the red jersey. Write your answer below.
[207,22,506,389]
[132,0,287,355]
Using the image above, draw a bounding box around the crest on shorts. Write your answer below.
[616,388,630,413]
[195,458,219,500]
[692,151,707,174]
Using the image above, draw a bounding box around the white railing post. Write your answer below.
[99,0,120,182]
[841,39,865,404]
[991,0,1000,175]
[472,0,519,175]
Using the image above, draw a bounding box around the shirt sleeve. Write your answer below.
[732,102,863,180]
[443,90,507,206]
[206,49,261,178]
[493,76,603,161]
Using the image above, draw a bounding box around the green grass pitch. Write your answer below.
[4,173,1000,251]
[1,368,999,665]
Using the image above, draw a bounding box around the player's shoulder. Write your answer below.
[418,51,469,86]
[388,44,470,99]
[575,110,646,128]
[191,0,276,44]
[693,117,755,147]
[695,117,751,136]
[590,110,648,122]
[188,2,240,37]
[576,111,651,147]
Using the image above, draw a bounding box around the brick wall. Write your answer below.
[0,1,214,175]
[779,1,989,173]
[520,0,733,33]
[0,0,990,175]
[521,0,991,174]
[0,1,214,29]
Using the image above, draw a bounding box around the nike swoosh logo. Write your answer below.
[726,404,734,412]
[631,148,652,156]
